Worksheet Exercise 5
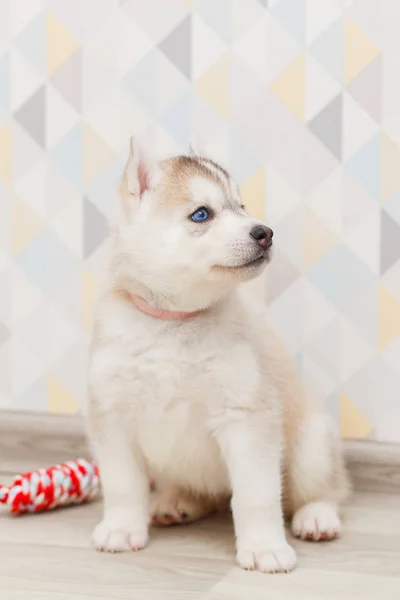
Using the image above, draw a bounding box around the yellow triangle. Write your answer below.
[82,124,115,185]
[195,54,229,119]
[340,394,373,439]
[0,124,11,183]
[82,271,99,331]
[12,197,44,254]
[303,207,338,270]
[48,376,79,415]
[46,13,78,75]
[381,133,400,200]
[240,167,266,222]
[269,54,305,121]
[345,19,380,84]
[378,284,400,348]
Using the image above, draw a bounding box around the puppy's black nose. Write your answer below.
[250,225,273,248]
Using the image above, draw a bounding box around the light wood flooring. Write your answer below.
[0,416,399,599]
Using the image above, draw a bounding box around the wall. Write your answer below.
[0,0,399,442]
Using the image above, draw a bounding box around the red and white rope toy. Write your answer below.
[0,459,100,515]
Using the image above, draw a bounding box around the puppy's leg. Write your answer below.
[151,486,222,526]
[264,330,350,542]
[213,409,296,574]
[285,412,351,542]
[89,410,149,553]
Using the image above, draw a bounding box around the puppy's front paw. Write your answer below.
[236,540,297,573]
[93,511,148,552]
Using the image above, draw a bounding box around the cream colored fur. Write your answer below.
[88,139,350,573]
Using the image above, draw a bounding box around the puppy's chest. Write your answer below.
[118,320,260,414]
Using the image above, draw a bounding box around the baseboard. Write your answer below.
[343,439,400,493]
[0,411,88,475]
[0,411,399,493]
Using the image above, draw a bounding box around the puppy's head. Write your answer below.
[111,139,273,310]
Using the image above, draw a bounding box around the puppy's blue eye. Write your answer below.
[191,207,210,223]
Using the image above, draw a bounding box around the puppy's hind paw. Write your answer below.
[151,488,215,526]
[292,502,342,542]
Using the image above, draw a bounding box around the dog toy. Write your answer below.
[0,459,100,515]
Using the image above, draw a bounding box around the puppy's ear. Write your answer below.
[123,137,162,199]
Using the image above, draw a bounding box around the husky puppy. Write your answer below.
[88,139,350,573]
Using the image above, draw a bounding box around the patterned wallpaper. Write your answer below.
[0,0,400,442]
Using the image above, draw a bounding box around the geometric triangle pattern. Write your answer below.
[0,1,400,442]
[14,85,46,149]
[308,94,342,159]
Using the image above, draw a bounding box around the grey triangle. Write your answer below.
[14,85,46,148]
[51,49,82,112]
[159,15,191,79]
[380,209,400,274]
[11,121,43,179]
[266,250,300,303]
[84,197,108,258]
[347,55,381,123]
[308,94,342,159]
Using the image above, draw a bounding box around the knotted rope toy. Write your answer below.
[0,459,100,515]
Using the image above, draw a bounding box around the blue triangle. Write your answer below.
[51,123,83,188]
[345,134,380,199]
[17,229,79,293]
[160,91,193,151]
[310,17,344,83]
[0,52,10,113]
[307,244,375,312]
[193,92,225,142]
[229,126,265,184]
[15,11,46,74]
[271,0,306,45]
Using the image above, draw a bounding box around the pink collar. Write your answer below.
[130,294,198,320]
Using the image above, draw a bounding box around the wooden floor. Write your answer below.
[0,413,399,599]
[0,473,399,599]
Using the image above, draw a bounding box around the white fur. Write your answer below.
[195,158,230,192]
[189,175,222,203]
[88,140,350,573]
